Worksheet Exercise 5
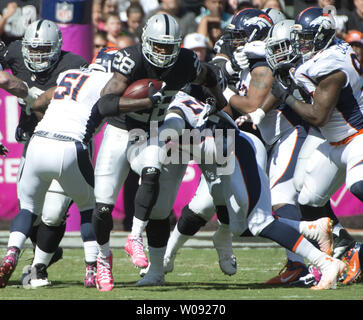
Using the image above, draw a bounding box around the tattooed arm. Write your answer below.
[229,65,274,114]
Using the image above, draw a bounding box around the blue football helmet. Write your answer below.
[225,8,273,49]
[291,7,336,61]
[90,47,119,72]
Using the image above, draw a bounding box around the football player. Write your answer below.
[9,47,151,290]
[270,7,363,285]
[164,9,303,281]
[0,19,97,288]
[157,84,347,290]
[91,13,227,288]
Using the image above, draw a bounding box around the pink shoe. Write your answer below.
[96,251,114,292]
[124,235,149,268]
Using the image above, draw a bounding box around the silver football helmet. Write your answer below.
[22,19,63,73]
[266,19,296,70]
[141,13,182,68]
[262,8,286,25]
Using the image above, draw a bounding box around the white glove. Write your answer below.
[20,86,44,115]
[233,47,249,71]
[243,41,266,59]
[334,15,348,32]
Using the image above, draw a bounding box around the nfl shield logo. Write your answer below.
[55,2,74,23]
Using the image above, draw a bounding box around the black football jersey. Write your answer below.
[1,40,88,138]
[108,43,201,131]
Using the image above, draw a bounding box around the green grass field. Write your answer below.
[0,246,362,301]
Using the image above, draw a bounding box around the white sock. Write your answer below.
[98,242,110,259]
[294,236,325,265]
[131,217,148,237]
[83,240,99,263]
[8,231,27,250]
[165,226,190,258]
[148,246,166,274]
[32,246,54,267]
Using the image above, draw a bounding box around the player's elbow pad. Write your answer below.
[97,93,120,117]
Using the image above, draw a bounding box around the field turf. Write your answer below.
[0,246,362,302]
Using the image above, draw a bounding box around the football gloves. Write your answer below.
[148,81,167,107]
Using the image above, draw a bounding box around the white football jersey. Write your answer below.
[294,40,363,143]
[35,68,113,143]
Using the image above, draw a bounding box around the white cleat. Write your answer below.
[30,264,51,288]
[212,227,237,276]
[311,257,347,290]
[136,271,165,287]
[163,253,176,274]
[300,218,333,256]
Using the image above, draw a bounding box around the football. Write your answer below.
[122,78,163,99]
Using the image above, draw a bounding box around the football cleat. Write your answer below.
[300,218,333,255]
[332,230,356,259]
[163,253,177,274]
[265,260,309,285]
[84,261,97,288]
[212,226,237,276]
[136,271,165,287]
[124,235,149,268]
[341,242,362,285]
[311,256,347,290]
[0,246,20,288]
[21,265,32,287]
[30,263,51,288]
[290,265,322,287]
[96,251,114,292]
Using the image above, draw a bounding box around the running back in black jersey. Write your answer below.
[0,40,88,142]
[108,43,201,131]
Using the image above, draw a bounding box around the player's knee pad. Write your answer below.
[92,203,114,245]
[350,181,363,202]
[134,167,161,221]
[177,205,207,236]
[145,218,170,247]
[36,221,66,253]
[10,209,38,237]
[80,209,96,242]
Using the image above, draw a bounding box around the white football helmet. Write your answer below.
[141,13,182,68]
[22,19,63,73]
[266,19,296,70]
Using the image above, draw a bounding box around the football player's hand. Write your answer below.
[148,81,166,107]
[0,143,9,157]
[235,108,265,128]
[20,86,44,115]
[271,79,291,104]
[243,41,266,59]
[232,47,249,72]
[15,126,31,144]
[273,62,296,88]
[203,97,219,119]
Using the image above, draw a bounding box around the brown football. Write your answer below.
[122,78,163,99]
